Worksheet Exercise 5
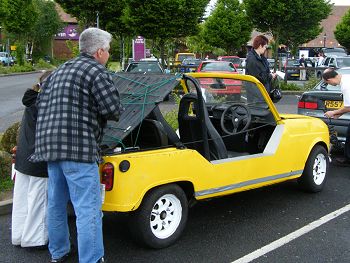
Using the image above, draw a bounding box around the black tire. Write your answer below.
[298,145,329,192]
[128,184,188,248]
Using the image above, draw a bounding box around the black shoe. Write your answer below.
[50,250,72,263]
[333,157,350,167]
[97,257,105,263]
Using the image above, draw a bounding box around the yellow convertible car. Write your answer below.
[99,72,329,248]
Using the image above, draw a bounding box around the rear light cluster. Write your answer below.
[101,162,114,191]
[298,96,319,109]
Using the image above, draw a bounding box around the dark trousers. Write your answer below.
[345,122,350,160]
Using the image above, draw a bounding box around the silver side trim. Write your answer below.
[195,170,303,197]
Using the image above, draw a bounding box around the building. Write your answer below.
[53,4,79,60]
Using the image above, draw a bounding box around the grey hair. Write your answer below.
[79,28,112,55]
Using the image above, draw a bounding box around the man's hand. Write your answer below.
[324,110,341,119]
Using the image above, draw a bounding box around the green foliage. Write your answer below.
[31,0,63,59]
[34,59,55,70]
[0,122,20,153]
[303,76,320,91]
[202,0,253,54]
[163,94,181,131]
[280,82,300,91]
[66,40,79,58]
[0,63,35,74]
[0,150,12,185]
[243,0,332,60]
[335,9,350,51]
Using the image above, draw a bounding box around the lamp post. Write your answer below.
[0,26,2,51]
[323,33,327,48]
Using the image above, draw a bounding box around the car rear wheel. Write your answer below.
[128,184,188,248]
[298,145,328,192]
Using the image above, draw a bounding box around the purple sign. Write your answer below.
[55,24,80,40]
[133,36,145,61]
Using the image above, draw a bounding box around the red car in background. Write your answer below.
[217,55,241,68]
[196,61,242,100]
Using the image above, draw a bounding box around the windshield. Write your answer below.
[220,57,241,64]
[200,62,237,72]
[178,54,195,61]
[126,63,163,73]
[186,77,268,108]
[336,57,350,68]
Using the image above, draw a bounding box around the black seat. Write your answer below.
[178,93,228,160]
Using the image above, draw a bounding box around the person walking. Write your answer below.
[11,71,52,248]
[246,34,276,93]
[323,68,350,166]
[299,54,307,81]
[31,27,121,263]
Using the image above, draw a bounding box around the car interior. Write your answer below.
[103,75,278,162]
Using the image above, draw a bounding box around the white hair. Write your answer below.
[79,28,112,55]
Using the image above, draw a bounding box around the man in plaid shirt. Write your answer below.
[32,28,120,263]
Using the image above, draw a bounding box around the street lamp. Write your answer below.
[323,33,327,48]
[0,27,2,51]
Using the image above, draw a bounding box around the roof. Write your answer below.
[55,3,77,23]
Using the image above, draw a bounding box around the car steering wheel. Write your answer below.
[220,103,252,135]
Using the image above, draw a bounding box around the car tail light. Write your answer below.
[298,96,319,109]
[11,146,16,164]
[101,162,114,191]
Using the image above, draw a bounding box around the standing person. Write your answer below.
[31,28,121,263]
[317,52,325,66]
[246,34,276,93]
[11,71,52,248]
[299,54,307,81]
[323,68,350,166]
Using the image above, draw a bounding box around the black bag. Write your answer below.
[269,77,282,103]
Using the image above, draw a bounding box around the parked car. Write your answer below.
[321,47,347,57]
[196,60,241,99]
[217,55,241,67]
[298,67,350,150]
[174,52,196,66]
[0,52,14,66]
[179,58,201,73]
[267,58,275,69]
[316,56,350,78]
[124,61,164,74]
[282,59,300,80]
[99,72,330,248]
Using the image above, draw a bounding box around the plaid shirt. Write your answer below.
[31,53,121,163]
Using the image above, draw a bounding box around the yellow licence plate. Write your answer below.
[325,100,343,109]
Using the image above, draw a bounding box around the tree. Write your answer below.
[31,0,63,59]
[243,0,332,63]
[2,0,38,64]
[334,9,350,51]
[123,0,209,67]
[202,0,253,55]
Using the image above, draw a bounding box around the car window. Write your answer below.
[336,58,350,68]
[127,63,162,73]
[201,62,236,72]
[186,77,268,109]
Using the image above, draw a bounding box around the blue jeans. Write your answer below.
[47,161,104,263]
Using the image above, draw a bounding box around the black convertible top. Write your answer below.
[101,72,180,150]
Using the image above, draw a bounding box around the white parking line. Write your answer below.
[232,203,350,263]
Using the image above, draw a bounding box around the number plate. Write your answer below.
[325,100,343,109]
[100,184,105,204]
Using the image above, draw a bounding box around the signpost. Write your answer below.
[132,36,145,61]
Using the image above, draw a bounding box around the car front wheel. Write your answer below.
[298,145,328,192]
[128,184,188,248]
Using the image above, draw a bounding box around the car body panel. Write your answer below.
[100,72,329,213]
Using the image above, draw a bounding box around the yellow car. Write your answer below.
[100,72,330,248]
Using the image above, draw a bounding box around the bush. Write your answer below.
[0,63,35,74]
[34,59,56,70]
[280,82,301,91]
[303,76,320,91]
[0,150,12,182]
[0,122,20,153]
